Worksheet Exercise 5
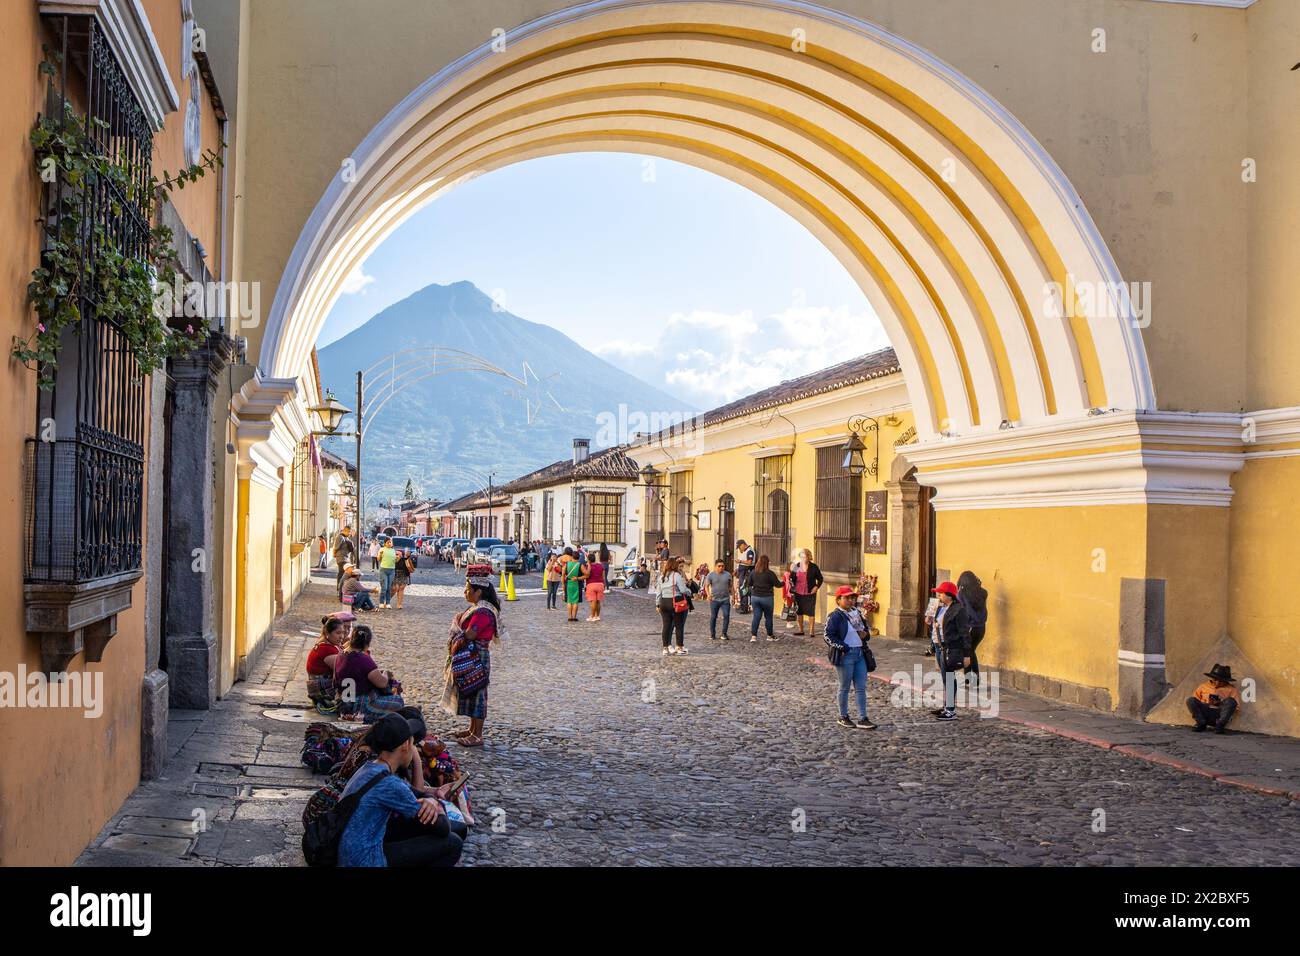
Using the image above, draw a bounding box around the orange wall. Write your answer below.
[0,3,226,865]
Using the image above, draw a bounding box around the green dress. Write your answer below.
[564,559,584,604]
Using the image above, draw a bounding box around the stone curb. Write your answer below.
[802,654,1299,802]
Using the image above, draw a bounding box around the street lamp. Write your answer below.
[841,415,880,478]
[308,389,350,435]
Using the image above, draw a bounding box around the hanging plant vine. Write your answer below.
[13,51,224,389]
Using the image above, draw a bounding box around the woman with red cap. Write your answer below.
[932,580,971,721]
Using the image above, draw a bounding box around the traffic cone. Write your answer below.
[499,569,506,590]
[506,572,518,602]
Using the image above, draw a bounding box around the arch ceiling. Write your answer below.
[261,0,1155,440]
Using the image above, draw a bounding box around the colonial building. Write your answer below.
[629,350,921,637]
[502,439,641,551]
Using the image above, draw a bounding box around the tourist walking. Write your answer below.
[334,526,356,600]
[392,548,414,610]
[441,571,505,747]
[791,548,824,637]
[748,555,782,642]
[932,581,971,721]
[825,585,876,729]
[368,537,380,570]
[377,537,397,609]
[734,539,755,613]
[562,547,587,623]
[336,713,463,868]
[656,556,694,655]
[585,552,607,622]
[317,532,328,569]
[957,570,988,688]
[705,559,732,640]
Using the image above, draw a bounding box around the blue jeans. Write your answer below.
[837,646,868,719]
[750,596,774,637]
[709,599,730,637]
[379,568,395,605]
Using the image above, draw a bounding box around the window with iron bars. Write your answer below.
[576,491,623,544]
[290,440,317,543]
[669,470,693,557]
[814,445,862,575]
[754,455,792,566]
[25,17,152,585]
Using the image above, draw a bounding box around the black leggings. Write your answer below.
[547,580,560,608]
[658,600,686,647]
[965,625,986,676]
[383,813,465,867]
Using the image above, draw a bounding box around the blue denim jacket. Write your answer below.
[338,761,421,867]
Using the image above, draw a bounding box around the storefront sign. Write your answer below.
[864,520,887,554]
[866,490,888,520]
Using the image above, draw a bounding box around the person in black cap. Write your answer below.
[1187,664,1241,734]
[336,713,463,867]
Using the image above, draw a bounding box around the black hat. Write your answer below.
[1203,663,1235,683]
[367,712,414,753]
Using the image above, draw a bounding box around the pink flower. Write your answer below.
[186,325,194,334]
[36,323,45,333]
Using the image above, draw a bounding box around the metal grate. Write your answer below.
[754,455,791,566]
[814,445,862,574]
[26,16,151,585]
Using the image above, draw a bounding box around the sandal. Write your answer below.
[457,734,484,747]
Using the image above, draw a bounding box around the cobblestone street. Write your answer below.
[83,563,1300,867]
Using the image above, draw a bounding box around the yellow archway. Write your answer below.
[259,0,1155,441]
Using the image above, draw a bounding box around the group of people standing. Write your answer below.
[331,531,416,612]
[645,539,828,652]
[543,544,610,623]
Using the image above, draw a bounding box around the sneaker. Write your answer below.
[1192,723,1207,732]
[836,716,856,729]
[720,635,730,641]
[750,635,758,643]
[935,709,956,721]
[766,635,778,642]
[854,719,878,730]
[662,647,671,656]
[677,646,688,655]
[710,634,718,641]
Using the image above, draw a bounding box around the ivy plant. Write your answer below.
[13,52,225,389]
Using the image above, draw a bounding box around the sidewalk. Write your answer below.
[844,637,1300,802]
[77,595,327,866]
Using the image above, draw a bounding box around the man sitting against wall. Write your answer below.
[1187,664,1241,734]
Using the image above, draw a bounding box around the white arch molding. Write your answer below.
[259,0,1156,443]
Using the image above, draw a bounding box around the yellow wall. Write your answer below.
[935,505,1147,699]
[661,410,916,635]
[1228,456,1300,708]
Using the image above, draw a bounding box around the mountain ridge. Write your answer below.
[316,281,689,501]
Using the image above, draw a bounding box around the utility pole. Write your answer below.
[487,474,494,539]
[354,369,363,560]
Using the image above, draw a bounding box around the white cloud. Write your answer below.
[340,265,377,295]
[595,303,890,410]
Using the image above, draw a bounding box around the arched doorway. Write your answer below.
[257,0,1154,435]
[716,493,736,570]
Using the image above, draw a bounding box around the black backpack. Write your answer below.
[301,768,387,867]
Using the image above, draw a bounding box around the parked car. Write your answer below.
[467,537,504,564]
[487,544,525,575]
[574,542,630,585]
[388,536,419,568]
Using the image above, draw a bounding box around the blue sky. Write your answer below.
[319,152,888,409]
